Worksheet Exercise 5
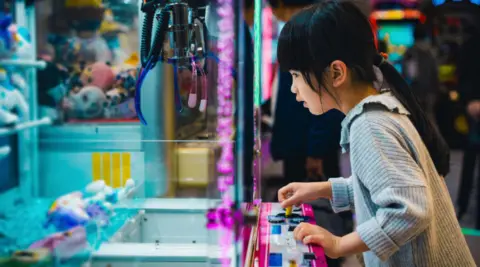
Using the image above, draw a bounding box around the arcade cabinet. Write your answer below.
[370,0,424,72]
[1,0,247,266]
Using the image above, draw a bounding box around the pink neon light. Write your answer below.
[262,7,273,101]
[216,0,235,265]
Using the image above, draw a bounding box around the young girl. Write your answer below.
[276,1,475,266]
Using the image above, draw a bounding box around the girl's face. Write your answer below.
[289,70,338,115]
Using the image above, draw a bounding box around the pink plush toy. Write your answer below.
[80,62,114,91]
[29,226,87,261]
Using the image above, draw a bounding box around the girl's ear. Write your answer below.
[329,60,347,88]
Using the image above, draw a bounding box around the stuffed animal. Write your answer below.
[63,85,106,119]
[100,9,129,63]
[62,0,110,66]
[0,70,29,125]
[0,108,17,126]
[104,98,136,119]
[0,11,33,59]
[8,24,33,59]
[80,62,115,91]
[113,68,137,97]
[106,87,128,105]
[0,13,14,58]
[45,179,135,232]
[29,226,87,261]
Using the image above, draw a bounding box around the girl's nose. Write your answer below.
[290,85,297,93]
[296,94,302,102]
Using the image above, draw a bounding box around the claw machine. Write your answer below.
[1,0,252,266]
[371,0,424,72]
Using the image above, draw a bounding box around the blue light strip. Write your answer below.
[433,0,480,6]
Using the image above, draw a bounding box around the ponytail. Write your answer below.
[373,54,450,177]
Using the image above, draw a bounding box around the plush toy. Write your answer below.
[106,87,128,105]
[62,0,111,66]
[111,68,137,99]
[63,85,107,119]
[8,24,33,59]
[104,98,136,119]
[29,226,86,262]
[0,68,28,159]
[99,9,129,63]
[0,13,14,58]
[80,62,115,91]
[0,11,33,60]
[0,108,17,126]
[0,13,32,127]
[45,179,135,232]
[0,69,29,125]
[60,35,112,67]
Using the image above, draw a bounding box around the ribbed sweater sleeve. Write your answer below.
[349,114,433,261]
[329,176,355,213]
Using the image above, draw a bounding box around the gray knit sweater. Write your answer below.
[329,92,475,267]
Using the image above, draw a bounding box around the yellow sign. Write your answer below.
[92,152,131,188]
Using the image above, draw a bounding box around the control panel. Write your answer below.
[256,203,327,267]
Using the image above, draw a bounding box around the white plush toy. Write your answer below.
[0,69,29,127]
[64,85,107,119]
[0,108,18,125]
[84,178,136,205]
[0,86,29,124]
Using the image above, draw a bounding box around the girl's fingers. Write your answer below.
[280,195,299,208]
[277,184,293,202]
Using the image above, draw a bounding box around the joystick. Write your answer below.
[284,206,301,212]
[285,206,292,217]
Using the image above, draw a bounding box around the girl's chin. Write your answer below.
[309,108,324,116]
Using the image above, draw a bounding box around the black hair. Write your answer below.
[277,0,450,176]
[377,40,388,54]
[413,23,428,41]
[267,0,317,8]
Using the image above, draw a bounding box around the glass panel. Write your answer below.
[37,0,206,131]
[1,1,244,267]
[0,140,221,266]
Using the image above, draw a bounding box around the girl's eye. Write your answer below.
[292,73,299,78]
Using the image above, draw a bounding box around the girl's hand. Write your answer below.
[294,222,342,259]
[277,182,332,208]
